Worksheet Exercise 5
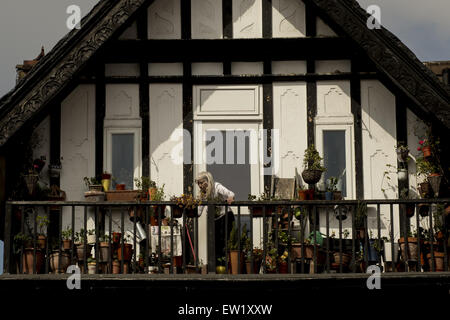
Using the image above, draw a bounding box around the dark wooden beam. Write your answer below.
[262,0,272,38]
[95,64,106,178]
[138,7,150,177]
[183,63,193,194]
[396,95,409,236]
[306,60,316,148]
[305,1,317,37]
[351,64,364,199]
[223,0,233,39]
[181,0,191,40]
[90,72,378,85]
[49,105,61,187]
[263,83,273,194]
[105,38,352,62]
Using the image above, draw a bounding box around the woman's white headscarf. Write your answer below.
[196,171,215,200]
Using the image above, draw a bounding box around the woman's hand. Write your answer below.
[227,196,234,205]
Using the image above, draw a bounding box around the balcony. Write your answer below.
[3,199,449,276]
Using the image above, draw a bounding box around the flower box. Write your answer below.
[105,190,140,202]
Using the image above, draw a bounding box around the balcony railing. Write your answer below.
[3,199,449,275]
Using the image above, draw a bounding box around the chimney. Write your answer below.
[16,46,45,83]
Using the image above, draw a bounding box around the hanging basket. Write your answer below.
[301,169,323,185]
[23,174,39,195]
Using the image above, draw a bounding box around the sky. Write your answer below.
[0,0,449,97]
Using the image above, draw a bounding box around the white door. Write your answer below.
[194,121,265,261]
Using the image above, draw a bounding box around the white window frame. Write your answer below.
[104,127,142,189]
[316,123,355,199]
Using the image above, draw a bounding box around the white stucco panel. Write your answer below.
[316,17,337,37]
[148,0,181,39]
[105,84,140,121]
[317,81,351,118]
[273,82,307,179]
[150,84,184,199]
[191,0,223,39]
[272,0,306,38]
[60,85,96,230]
[233,0,262,38]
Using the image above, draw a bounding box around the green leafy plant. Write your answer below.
[61,226,72,240]
[83,176,101,188]
[355,201,367,229]
[134,176,156,191]
[326,176,339,192]
[302,145,326,172]
[36,215,49,236]
[227,222,239,251]
[416,155,440,178]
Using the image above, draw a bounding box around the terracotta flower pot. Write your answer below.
[112,232,121,244]
[291,244,314,259]
[62,239,72,251]
[112,260,121,274]
[229,250,244,275]
[298,190,308,200]
[422,146,432,158]
[279,261,288,274]
[88,263,96,274]
[37,235,46,249]
[248,206,275,217]
[333,252,351,266]
[75,244,91,261]
[427,252,445,271]
[117,243,133,261]
[50,252,70,273]
[399,237,419,261]
[98,242,111,263]
[22,248,44,274]
[115,184,125,191]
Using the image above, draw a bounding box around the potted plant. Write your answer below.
[134,176,155,199]
[418,139,432,158]
[74,230,92,261]
[101,172,112,192]
[84,176,105,202]
[247,189,277,217]
[98,234,111,263]
[49,246,70,274]
[216,256,227,274]
[117,234,133,262]
[355,201,367,239]
[399,229,419,262]
[227,222,243,275]
[61,226,73,250]
[87,257,96,274]
[396,144,409,162]
[301,145,326,185]
[170,193,202,218]
[14,232,44,274]
[149,183,166,217]
[84,176,102,192]
[383,234,399,272]
[36,215,49,249]
[325,176,338,200]
[112,258,121,274]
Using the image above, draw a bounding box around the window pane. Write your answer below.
[206,130,251,202]
[112,133,134,189]
[323,130,346,196]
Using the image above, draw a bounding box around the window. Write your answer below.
[316,125,354,199]
[104,128,141,190]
